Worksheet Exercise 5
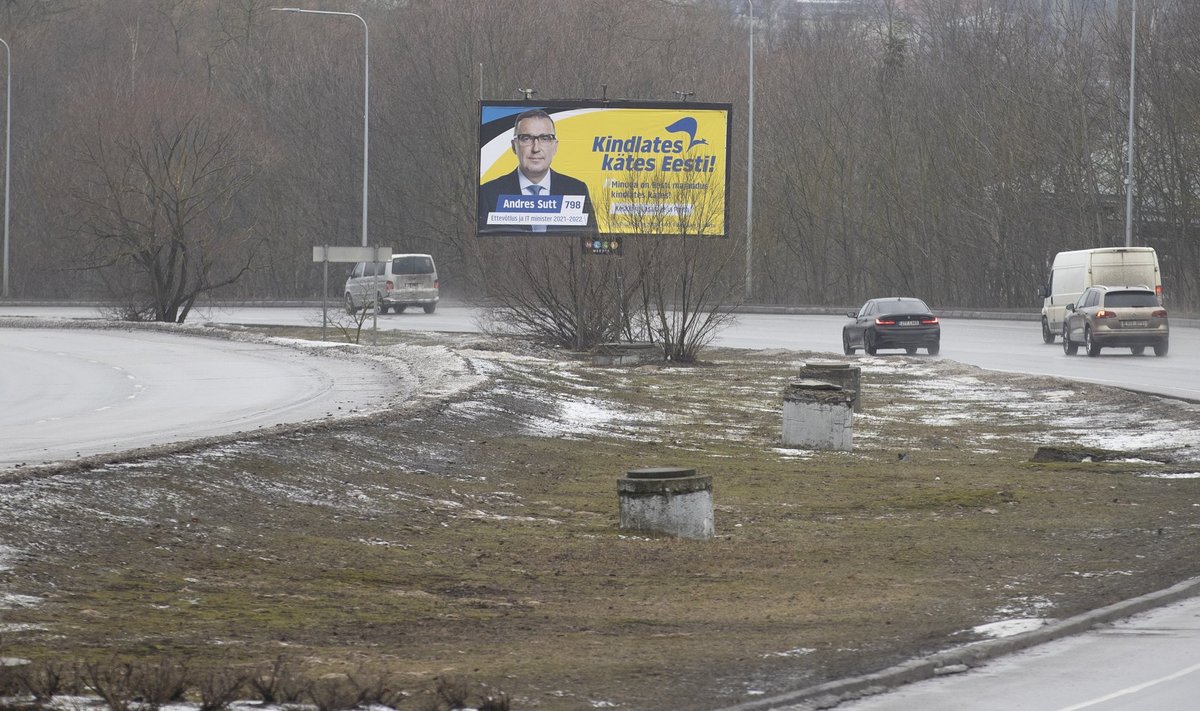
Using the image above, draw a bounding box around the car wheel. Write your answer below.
[1063,326,1078,355]
[1085,327,1101,357]
[395,305,407,314]
[374,294,386,315]
[842,332,855,355]
[1154,339,1169,357]
[423,303,437,314]
[865,332,877,356]
[344,293,356,315]
[927,342,940,356]
[1131,346,1145,355]
[1041,319,1056,344]
[905,347,917,355]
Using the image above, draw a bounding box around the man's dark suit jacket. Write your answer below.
[478,169,598,233]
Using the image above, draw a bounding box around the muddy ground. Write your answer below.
[2,325,1200,710]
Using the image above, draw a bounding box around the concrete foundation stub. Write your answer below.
[618,467,714,540]
[801,361,861,411]
[782,380,854,451]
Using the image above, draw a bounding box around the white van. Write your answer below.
[344,253,439,314]
[1038,247,1161,343]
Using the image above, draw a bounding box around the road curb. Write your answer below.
[709,576,1200,711]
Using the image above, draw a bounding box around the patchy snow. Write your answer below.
[762,647,817,658]
[1142,472,1200,479]
[773,447,814,459]
[0,593,41,610]
[973,618,1052,638]
[522,393,661,440]
[264,336,355,349]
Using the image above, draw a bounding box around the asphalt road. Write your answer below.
[832,594,1200,711]
[0,326,395,469]
[8,303,1189,399]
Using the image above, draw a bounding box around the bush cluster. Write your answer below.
[0,654,508,711]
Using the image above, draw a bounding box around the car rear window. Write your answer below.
[392,256,434,275]
[891,298,930,311]
[1104,291,1157,308]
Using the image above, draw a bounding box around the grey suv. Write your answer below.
[1063,285,1168,357]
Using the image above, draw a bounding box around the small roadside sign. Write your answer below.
[313,245,394,343]
[313,246,392,263]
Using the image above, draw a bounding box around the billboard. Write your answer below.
[478,100,732,238]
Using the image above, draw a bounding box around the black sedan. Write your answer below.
[843,297,941,355]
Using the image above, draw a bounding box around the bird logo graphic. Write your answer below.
[665,117,708,150]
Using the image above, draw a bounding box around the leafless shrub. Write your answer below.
[249,656,307,705]
[346,665,406,708]
[195,668,248,711]
[478,238,631,351]
[13,660,73,702]
[316,303,376,344]
[80,661,135,711]
[306,675,359,711]
[128,657,189,709]
[433,676,471,709]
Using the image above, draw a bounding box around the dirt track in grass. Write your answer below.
[2,325,1200,710]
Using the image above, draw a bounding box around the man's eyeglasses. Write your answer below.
[514,133,557,146]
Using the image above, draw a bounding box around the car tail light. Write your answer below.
[875,318,896,325]
[434,279,440,289]
[1152,309,1167,318]
[386,280,394,290]
[921,316,939,325]
[1095,309,1117,319]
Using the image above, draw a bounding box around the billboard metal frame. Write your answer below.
[477,99,733,240]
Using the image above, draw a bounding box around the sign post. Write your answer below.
[312,246,393,342]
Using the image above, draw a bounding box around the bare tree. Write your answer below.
[479,236,631,350]
[607,168,740,362]
[72,111,262,322]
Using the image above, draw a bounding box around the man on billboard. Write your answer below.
[478,109,597,233]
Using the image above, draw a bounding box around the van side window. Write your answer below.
[351,262,364,278]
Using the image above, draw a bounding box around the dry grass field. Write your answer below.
[3,326,1200,710]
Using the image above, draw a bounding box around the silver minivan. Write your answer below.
[344,253,439,314]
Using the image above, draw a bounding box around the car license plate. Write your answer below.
[407,281,420,288]
[1122,320,1147,328]
[899,320,919,326]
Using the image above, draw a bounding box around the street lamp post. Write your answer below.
[273,8,370,248]
[1,39,10,298]
[1124,0,1138,248]
[745,0,755,301]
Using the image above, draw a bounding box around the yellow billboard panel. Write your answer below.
[478,101,732,237]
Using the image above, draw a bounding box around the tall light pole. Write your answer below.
[273,8,370,248]
[745,0,755,301]
[1,38,10,298]
[1124,0,1138,248]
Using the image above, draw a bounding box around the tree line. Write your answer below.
[0,0,1194,317]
